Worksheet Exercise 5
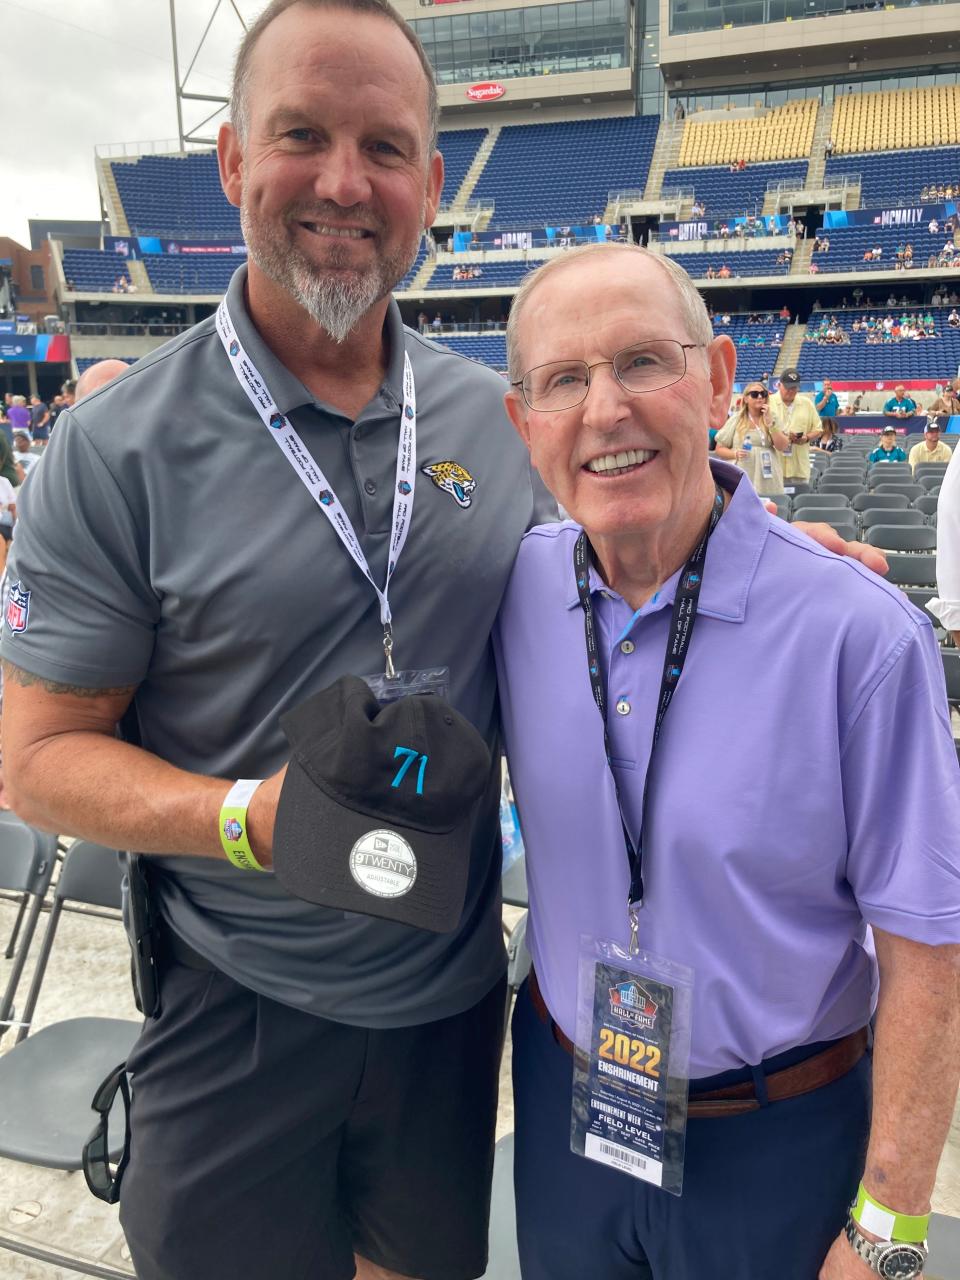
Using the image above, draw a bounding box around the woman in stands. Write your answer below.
[814,419,843,454]
[713,382,790,497]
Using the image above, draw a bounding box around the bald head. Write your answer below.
[75,360,131,402]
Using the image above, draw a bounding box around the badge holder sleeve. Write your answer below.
[572,934,693,1197]
[361,666,450,705]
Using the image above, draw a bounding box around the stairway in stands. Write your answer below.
[805,101,836,190]
[453,126,501,212]
[773,325,804,376]
[642,121,685,202]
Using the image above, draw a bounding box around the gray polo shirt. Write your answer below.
[3,266,540,1027]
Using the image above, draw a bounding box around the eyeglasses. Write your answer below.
[745,389,769,399]
[512,340,704,412]
[82,1063,132,1204]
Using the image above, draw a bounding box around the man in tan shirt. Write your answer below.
[769,368,822,489]
[908,423,953,472]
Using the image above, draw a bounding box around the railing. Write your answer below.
[95,139,193,159]
[434,199,495,223]
[67,322,190,339]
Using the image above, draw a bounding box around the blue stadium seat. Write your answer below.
[824,145,960,208]
[797,306,960,380]
[437,129,487,206]
[661,162,808,219]
[430,334,508,369]
[472,116,659,228]
[62,250,133,293]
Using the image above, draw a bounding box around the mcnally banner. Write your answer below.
[105,236,247,258]
[822,202,958,230]
[451,224,615,252]
[0,334,71,363]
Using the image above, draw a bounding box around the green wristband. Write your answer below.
[852,1183,930,1244]
[219,778,266,872]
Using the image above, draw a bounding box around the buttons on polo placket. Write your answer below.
[620,639,635,655]
[615,698,631,716]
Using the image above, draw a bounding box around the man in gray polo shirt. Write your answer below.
[0,3,538,1278]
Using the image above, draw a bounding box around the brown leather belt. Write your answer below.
[527,968,868,1118]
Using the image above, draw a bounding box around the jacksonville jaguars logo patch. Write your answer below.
[421,461,476,509]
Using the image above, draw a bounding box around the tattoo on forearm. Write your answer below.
[1,661,136,698]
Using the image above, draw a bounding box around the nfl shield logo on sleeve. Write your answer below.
[5,581,31,634]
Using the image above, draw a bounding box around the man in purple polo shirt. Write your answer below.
[494,243,960,1280]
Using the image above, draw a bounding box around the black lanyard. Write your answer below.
[574,486,724,952]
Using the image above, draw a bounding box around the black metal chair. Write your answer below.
[0,816,59,1044]
[913,495,940,518]
[873,483,924,502]
[859,509,926,532]
[851,492,908,513]
[884,554,937,587]
[864,525,937,552]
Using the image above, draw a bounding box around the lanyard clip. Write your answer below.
[628,901,641,956]
[383,625,396,680]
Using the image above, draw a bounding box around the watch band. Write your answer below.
[845,1215,927,1279]
[852,1182,930,1243]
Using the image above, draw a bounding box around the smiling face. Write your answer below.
[504,253,734,544]
[218,3,443,341]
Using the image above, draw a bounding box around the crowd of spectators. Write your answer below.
[920,183,960,202]
[805,315,850,344]
[860,311,939,342]
[111,274,137,294]
[452,264,484,282]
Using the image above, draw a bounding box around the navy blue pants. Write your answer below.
[512,981,871,1280]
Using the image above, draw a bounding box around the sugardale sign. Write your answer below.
[466,82,506,102]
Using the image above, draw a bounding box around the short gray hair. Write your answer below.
[506,244,714,383]
[231,0,439,155]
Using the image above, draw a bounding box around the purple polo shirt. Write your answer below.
[7,406,30,433]
[494,460,960,1078]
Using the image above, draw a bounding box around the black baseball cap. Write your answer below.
[273,676,492,932]
[779,368,800,387]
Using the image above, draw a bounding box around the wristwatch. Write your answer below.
[845,1215,928,1278]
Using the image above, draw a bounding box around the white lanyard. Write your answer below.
[216,296,416,676]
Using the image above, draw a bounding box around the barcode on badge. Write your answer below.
[584,1133,664,1187]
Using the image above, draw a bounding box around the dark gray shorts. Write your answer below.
[119,958,506,1280]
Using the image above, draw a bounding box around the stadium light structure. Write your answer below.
[168,0,248,150]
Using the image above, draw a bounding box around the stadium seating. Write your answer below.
[710,314,784,382]
[797,306,960,379]
[664,250,789,278]
[678,99,818,167]
[661,162,808,218]
[437,129,486,206]
[397,241,430,292]
[471,115,659,228]
[831,86,960,156]
[112,154,240,239]
[61,250,132,293]
[430,334,508,369]
[808,222,955,274]
[143,254,240,294]
[824,146,960,208]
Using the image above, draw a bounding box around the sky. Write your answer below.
[0,0,264,246]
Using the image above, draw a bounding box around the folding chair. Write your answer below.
[0,840,141,1278]
[852,492,908,513]
[868,469,913,490]
[818,480,862,499]
[885,554,937,587]
[913,495,940,518]
[0,816,59,1044]
[914,464,949,482]
[864,525,937,552]
[873,483,924,502]
[792,494,850,516]
[821,517,858,540]
[859,509,926,531]
[920,474,945,492]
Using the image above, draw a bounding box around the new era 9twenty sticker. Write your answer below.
[5,581,30,634]
[350,830,417,898]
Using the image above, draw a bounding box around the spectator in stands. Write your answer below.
[868,427,908,463]
[771,368,822,488]
[813,419,843,453]
[28,395,48,442]
[909,423,952,472]
[718,264,731,279]
[871,246,882,260]
[6,395,30,441]
[883,385,917,418]
[928,379,960,417]
[929,218,939,235]
[779,304,790,321]
[949,308,960,329]
[12,432,38,476]
[815,379,839,419]
[825,137,835,156]
[714,381,789,496]
[417,310,427,333]
[809,262,820,275]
